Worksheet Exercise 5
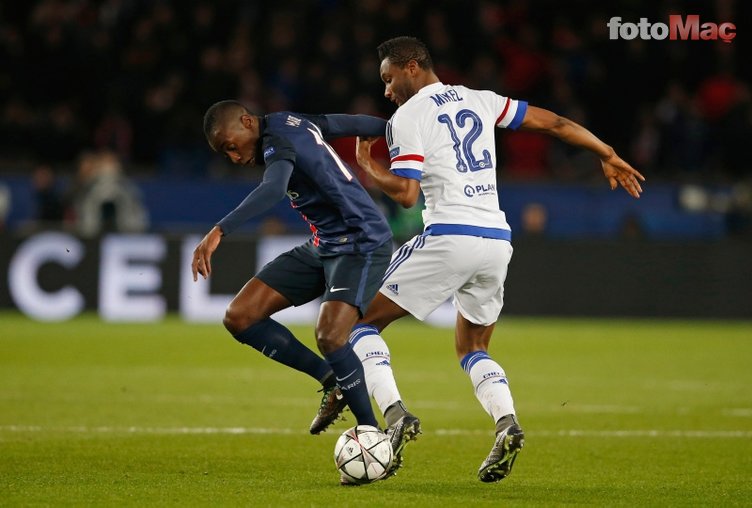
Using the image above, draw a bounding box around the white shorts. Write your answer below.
[380,234,513,325]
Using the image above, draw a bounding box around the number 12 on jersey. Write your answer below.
[437,109,492,173]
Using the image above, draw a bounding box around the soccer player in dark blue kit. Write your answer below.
[192,100,391,438]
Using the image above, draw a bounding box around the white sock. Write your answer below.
[349,325,402,416]
[461,351,515,423]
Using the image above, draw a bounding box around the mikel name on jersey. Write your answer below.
[429,88,464,107]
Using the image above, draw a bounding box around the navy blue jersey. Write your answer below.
[260,112,392,254]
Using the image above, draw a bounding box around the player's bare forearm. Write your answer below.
[355,137,418,207]
[521,106,611,157]
[520,106,645,198]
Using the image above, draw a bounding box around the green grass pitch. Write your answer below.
[1,312,751,506]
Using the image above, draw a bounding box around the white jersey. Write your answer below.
[386,82,527,237]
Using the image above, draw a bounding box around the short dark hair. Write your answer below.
[203,100,249,140]
[377,36,433,70]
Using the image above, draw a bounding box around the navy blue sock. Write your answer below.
[234,318,332,383]
[324,342,379,428]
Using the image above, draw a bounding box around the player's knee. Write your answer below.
[315,326,349,354]
[223,304,257,335]
[222,310,245,335]
[316,301,358,353]
[315,330,336,354]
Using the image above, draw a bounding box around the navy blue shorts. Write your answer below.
[256,240,392,316]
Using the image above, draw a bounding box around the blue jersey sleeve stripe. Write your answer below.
[507,101,528,130]
[392,168,422,181]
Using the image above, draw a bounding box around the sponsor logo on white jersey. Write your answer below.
[463,183,497,197]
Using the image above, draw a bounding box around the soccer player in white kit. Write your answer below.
[352,36,645,483]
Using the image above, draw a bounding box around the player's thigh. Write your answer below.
[381,235,479,320]
[225,277,292,331]
[255,242,325,306]
[321,241,392,316]
[454,239,513,325]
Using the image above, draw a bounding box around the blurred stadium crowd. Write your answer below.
[0,0,750,236]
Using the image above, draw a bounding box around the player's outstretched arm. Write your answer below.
[520,106,645,198]
[356,136,420,208]
[308,114,387,138]
[192,159,294,281]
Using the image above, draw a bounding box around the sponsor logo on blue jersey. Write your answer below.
[263,146,276,160]
[285,115,302,127]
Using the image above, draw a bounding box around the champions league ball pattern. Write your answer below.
[333,425,393,484]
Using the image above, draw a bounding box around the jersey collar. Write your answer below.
[401,82,444,109]
[414,82,445,100]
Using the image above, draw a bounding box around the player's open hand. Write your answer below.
[192,225,223,281]
[355,136,378,173]
[601,153,645,199]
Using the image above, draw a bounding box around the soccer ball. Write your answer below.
[333,425,393,484]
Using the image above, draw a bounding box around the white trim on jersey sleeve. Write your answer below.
[387,113,424,181]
